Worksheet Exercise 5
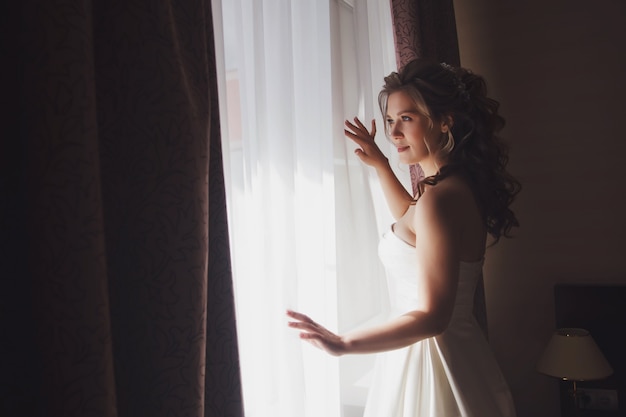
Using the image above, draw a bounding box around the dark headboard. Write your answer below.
[554,284,626,417]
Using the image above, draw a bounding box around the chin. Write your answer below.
[399,155,421,166]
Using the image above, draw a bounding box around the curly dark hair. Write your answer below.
[378,59,521,243]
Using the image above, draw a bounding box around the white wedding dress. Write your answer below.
[362,227,517,417]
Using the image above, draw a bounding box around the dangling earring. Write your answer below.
[441,129,455,155]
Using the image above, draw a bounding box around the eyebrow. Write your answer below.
[386,109,419,117]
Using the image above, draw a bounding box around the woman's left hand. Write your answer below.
[344,117,387,169]
[287,310,348,356]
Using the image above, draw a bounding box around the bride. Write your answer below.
[287,58,520,416]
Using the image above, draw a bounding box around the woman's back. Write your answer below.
[392,175,487,263]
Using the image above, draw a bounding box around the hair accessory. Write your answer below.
[441,62,470,102]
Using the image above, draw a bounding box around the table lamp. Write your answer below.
[537,328,613,413]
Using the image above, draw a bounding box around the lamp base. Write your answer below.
[558,380,582,417]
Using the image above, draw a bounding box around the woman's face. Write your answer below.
[385,91,440,168]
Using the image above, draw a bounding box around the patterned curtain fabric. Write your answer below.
[1,1,243,416]
[389,0,488,338]
[390,0,461,68]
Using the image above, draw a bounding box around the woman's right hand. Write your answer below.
[344,117,388,168]
[287,310,348,356]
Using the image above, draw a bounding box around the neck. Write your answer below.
[419,157,441,178]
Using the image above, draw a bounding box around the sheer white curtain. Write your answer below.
[211,1,409,416]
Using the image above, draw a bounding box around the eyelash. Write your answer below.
[386,116,412,125]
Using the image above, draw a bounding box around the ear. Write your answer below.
[440,115,454,133]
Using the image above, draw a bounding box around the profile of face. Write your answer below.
[385,90,448,171]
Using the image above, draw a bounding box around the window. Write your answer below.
[212,1,408,415]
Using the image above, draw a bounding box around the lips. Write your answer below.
[397,146,409,153]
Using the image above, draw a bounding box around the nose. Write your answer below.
[389,123,402,140]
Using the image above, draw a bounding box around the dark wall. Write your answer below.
[454,1,626,416]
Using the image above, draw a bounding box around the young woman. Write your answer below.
[287,58,520,416]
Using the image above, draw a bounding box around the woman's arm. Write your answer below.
[287,308,446,356]
[287,185,463,355]
[344,117,414,219]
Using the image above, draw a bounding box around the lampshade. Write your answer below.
[537,328,613,381]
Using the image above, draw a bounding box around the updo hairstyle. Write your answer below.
[378,59,521,242]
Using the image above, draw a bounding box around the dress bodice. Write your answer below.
[378,228,483,323]
[364,227,516,417]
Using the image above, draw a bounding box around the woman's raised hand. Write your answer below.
[287,310,348,356]
[344,117,388,168]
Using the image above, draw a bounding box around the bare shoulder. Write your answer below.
[415,176,475,218]
[414,175,486,260]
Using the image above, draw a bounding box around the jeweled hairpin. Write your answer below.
[441,62,469,101]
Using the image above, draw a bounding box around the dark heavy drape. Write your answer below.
[389,0,488,337]
[1,1,243,416]
[390,0,460,70]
